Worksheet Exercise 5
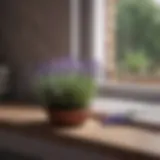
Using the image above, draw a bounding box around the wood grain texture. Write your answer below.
[0,106,159,159]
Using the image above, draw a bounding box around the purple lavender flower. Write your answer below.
[36,56,98,77]
[79,59,98,77]
[50,57,80,73]
[36,63,50,76]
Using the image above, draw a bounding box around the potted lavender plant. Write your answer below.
[35,57,96,126]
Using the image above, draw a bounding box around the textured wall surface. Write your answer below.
[80,0,92,60]
[0,0,70,100]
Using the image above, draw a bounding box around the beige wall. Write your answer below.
[105,0,117,79]
[0,0,70,100]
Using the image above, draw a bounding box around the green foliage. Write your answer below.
[120,50,151,74]
[35,75,95,110]
[117,0,160,68]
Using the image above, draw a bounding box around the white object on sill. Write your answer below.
[91,98,160,126]
[132,110,160,126]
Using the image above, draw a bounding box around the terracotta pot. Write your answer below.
[47,108,89,126]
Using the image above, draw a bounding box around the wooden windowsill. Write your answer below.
[0,105,159,160]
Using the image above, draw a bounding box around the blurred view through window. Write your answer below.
[108,0,160,84]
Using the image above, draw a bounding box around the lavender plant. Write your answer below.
[35,57,97,110]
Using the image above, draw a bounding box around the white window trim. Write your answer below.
[70,0,106,84]
[92,0,106,85]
